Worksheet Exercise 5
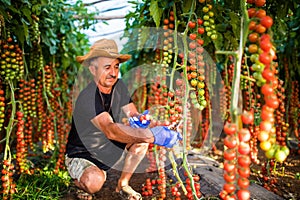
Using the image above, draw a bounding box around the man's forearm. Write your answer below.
[91,111,154,143]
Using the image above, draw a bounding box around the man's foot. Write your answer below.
[115,185,142,200]
[76,188,94,200]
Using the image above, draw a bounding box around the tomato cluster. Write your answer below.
[246,0,290,163]
[199,2,217,40]
[0,37,24,81]
[1,160,16,200]
[15,111,27,173]
[0,88,5,131]
[220,122,238,199]
[162,11,175,67]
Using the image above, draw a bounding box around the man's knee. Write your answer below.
[80,166,106,194]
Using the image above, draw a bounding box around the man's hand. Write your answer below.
[150,126,183,148]
[129,110,151,129]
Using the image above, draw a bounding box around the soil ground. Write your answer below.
[61,138,300,200]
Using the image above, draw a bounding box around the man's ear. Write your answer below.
[89,65,96,76]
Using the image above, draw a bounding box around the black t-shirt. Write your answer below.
[66,79,132,170]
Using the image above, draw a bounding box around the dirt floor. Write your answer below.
[61,138,300,200]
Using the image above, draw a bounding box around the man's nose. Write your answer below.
[110,67,117,77]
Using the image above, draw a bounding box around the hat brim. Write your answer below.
[76,49,131,67]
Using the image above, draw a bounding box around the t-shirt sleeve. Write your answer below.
[73,83,102,134]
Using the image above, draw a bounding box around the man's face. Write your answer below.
[90,57,120,91]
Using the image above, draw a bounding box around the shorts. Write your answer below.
[65,154,107,182]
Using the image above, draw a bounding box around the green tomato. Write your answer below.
[275,150,287,163]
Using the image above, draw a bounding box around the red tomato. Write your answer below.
[224,172,236,182]
[223,183,236,194]
[241,110,254,125]
[224,122,237,135]
[247,8,256,18]
[188,21,196,29]
[238,167,250,178]
[224,160,236,172]
[237,189,250,200]
[238,142,251,155]
[197,18,203,25]
[260,38,272,52]
[198,27,205,34]
[259,120,273,132]
[189,41,197,49]
[259,52,271,64]
[238,155,251,167]
[176,78,183,86]
[238,177,250,189]
[238,128,251,142]
[260,16,273,28]
[255,0,266,7]
[224,135,238,149]
[261,84,274,95]
[224,149,237,161]
[197,38,204,45]
[264,94,279,109]
[189,33,197,40]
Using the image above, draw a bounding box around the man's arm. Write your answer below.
[121,102,139,118]
[91,111,154,144]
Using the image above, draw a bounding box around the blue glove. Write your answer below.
[150,126,183,148]
[129,110,151,129]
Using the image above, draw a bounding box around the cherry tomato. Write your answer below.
[223,183,236,194]
[261,16,273,28]
[255,0,266,7]
[238,142,251,155]
[259,52,271,64]
[224,149,237,161]
[224,122,237,135]
[260,38,272,52]
[238,177,250,189]
[224,135,238,149]
[224,172,236,183]
[189,33,197,40]
[238,167,250,178]
[257,130,269,142]
[260,140,272,151]
[198,27,205,34]
[275,150,287,163]
[237,189,250,200]
[241,110,254,125]
[248,32,259,43]
[259,120,273,132]
[247,8,256,18]
[238,155,251,167]
[261,84,274,95]
[188,21,196,29]
[224,160,236,172]
[238,128,251,142]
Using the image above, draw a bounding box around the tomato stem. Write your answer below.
[4,80,16,164]
[168,151,187,194]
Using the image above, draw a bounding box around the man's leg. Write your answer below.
[115,142,149,199]
[65,156,106,200]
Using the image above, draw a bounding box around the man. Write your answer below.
[65,39,182,200]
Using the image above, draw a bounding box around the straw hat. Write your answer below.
[76,39,131,66]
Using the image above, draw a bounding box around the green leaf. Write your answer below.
[149,0,163,28]
[21,7,32,23]
[0,0,11,6]
[212,32,224,51]
[229,11,240,39]
[182,0,193,13]
[137,27,149,51]
[224,32,238,49]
